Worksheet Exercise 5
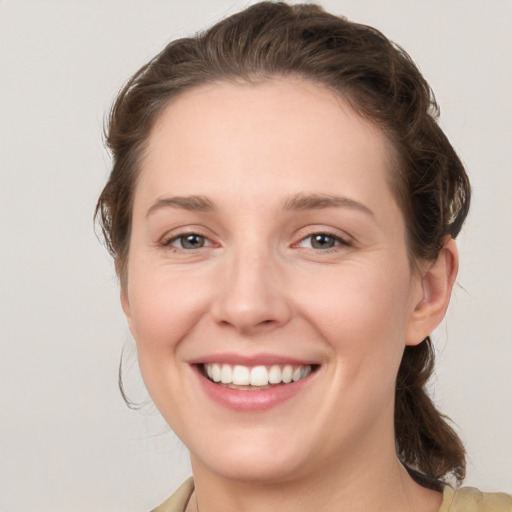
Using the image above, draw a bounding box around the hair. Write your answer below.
[96,1,470,486]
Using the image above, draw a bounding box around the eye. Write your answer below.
[298,232,347,250]
[167,233,209,249]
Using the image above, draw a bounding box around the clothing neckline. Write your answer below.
[152,478,458,512]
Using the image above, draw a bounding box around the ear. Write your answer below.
[406,237,459,346]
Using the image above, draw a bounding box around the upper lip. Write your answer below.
[188,353,319,366]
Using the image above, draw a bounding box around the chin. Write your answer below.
[187,423,327,485]
[195,450,308,484]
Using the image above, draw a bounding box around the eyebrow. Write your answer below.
[283,193,374,216]
[146,195,215,217]
[145,192,374,217]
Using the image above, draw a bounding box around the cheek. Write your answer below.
[126,262,212,353]
[293,259,413,368]
[302,259,411,326]
[124,264,214,416]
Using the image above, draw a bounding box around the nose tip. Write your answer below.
[215,300,288,334]
[210,255,291,335]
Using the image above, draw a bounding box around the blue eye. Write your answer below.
[310,234,337,249]
[169,234,207,249]
[299,233,345,250]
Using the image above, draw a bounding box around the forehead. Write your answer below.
[136,78,397,213]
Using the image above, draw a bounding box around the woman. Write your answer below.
[96,2,511,511]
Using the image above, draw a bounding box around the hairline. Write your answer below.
[117,74,420,287]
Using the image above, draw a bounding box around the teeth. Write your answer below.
[250,366,268,386]
[211,364,221,383]
[232,365,250,385]
[292,367,302,382]
[268,365,282,384]
[282,365,293,384]
[203,363,313,387]
[220,364,232,384]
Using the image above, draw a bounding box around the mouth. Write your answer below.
[199,363,318,391]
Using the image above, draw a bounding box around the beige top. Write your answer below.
[151,478,512,512]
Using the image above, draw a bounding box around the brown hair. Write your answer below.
[96,1,470,485]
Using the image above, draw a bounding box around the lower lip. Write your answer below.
[194,367,316,411]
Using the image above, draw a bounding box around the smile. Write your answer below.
[202,363,314,389]
[194,360,319,411]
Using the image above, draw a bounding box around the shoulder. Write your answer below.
[440,486,512,512]
[150,478,195,512]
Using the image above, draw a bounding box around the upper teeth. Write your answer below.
[204,363,312,386]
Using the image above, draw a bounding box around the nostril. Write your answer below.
[211,281,292,333]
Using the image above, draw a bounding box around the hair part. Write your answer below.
[96,1,470,484]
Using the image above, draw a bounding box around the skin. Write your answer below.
[121,79,457,512]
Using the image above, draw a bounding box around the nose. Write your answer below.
[210,248,292,335]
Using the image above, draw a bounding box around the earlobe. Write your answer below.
[406,237,459,346]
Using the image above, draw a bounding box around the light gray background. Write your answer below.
[1,1,510,510]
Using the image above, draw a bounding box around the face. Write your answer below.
[122,79,428,484]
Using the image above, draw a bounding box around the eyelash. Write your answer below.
[161,230,351,253]
[295,232,351,252]
[161,232,212,250]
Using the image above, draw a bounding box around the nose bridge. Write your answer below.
[212,236,291,333]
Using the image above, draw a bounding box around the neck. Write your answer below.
[188,434,442,512]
